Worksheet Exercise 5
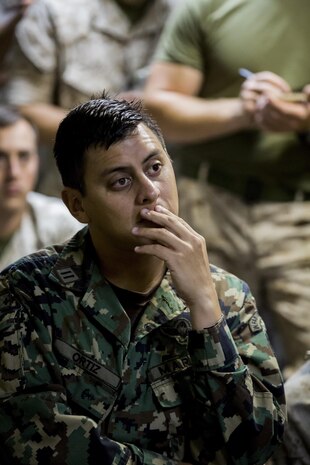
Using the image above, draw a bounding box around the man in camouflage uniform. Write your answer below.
[0,94,286,464]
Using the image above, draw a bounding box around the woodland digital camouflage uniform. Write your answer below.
[0,227,286,465]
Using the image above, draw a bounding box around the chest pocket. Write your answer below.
[149,357,192,460]
[149,354,191,406]
[151,375,183,409]
[55,339,121,420]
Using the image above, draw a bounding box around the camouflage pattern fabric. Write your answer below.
[0,228,286,464]
[272,359,310,465]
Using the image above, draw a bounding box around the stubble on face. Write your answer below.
[81,124,178,255]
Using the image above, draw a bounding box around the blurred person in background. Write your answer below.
[1,0,179,195]
[0,105,82,270]
[143,0,310,378]
[0,0,34,88]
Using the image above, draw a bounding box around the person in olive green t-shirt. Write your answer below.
[144,0,310,377]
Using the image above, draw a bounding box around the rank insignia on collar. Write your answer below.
[57,267,79,284]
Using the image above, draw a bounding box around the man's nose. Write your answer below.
[136,175,160,205]
[7,157,22,178]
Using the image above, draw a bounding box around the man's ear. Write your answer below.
[61,187,89,224]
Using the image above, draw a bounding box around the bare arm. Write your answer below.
[143,62,253,144]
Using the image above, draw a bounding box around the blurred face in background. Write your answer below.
[0,118,39,214]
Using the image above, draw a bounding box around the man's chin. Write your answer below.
[2,198,25,212]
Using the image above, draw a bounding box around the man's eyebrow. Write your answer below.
[142,150,162,165]
[102,150,162,176]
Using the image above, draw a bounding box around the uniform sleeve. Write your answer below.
[0,273,180,465]
[3,0,57,105]
[154,0,208,72]
[185,280,286,465]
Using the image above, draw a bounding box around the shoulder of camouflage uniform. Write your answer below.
[0,227,87,282]
[0,246,59,283]
[210,263,252,296]
[209,263,259,332]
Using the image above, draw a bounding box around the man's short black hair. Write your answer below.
[0,105,37,136]
[54,91,166,193]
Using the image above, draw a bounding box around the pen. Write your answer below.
[238,68,253,79]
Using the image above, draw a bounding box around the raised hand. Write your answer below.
[240,71,310,132]
[254,93,310,132]
[132,205,222,329]
[240,70,291,118]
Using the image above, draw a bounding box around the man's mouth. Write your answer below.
[5,184,22,196]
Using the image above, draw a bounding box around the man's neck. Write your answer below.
[99,251,166,294]
[0,208,25,240]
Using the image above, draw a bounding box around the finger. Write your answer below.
[132,224,183,249]
[303,84,310,98]
[240,88,257,100]
[155,205,200,234]
[140,206,196,236]
[243,79,284,98]
[249,71,291,92]
[257,97,309,131]
[134,242,175,263]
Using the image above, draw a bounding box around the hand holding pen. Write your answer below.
[239,68,310,132]
[239,68,308,102]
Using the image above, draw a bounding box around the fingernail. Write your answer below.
[141,208,150,215]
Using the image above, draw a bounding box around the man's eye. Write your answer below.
[19,151,31,161]
[148,162,162,176]
[113,177,131,189]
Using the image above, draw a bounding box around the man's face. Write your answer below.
[0,119,39,213]
[77,123,179,253]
